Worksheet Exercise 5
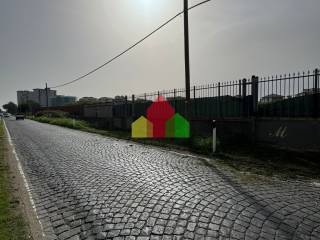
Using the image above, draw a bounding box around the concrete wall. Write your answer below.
[216,119,253,144]
[255,118,320,152]
[81,109,320,153]
[84,106,97,118]
[188,118,320,152]
[84,104,113,119]
[97,105,113,119]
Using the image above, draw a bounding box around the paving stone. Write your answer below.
[152,225,165,235]
[5,120,320,240]
[96,232,107,239]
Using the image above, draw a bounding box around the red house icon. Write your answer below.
[147,96,175,138]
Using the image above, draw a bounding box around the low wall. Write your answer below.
[83,104,113,119]
[83,116,320,153]
[85,118,113,129]
[217,119,254,144]
[255,118,320,152]
[215,118,319,152]
[188,118,320,152]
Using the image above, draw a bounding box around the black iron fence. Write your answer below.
[130,80,253,119]
[112,68,319,120]
[257,69,319,118]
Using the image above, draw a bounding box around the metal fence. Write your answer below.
[109,68,320,120]
[257,69,319,118]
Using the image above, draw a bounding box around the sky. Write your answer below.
[1,0,320,107]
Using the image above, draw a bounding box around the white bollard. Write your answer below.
[212,120,216,153]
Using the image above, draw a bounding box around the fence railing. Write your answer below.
[257,69,319,118]
[109,68,320,120]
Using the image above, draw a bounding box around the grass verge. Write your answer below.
[30,116,320,180]
[0,120,29,239]
[30,116,213,154]
[215,145,320,180]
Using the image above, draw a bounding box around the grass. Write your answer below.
[215,145,320,180]
[0,120,29,239]
[31,116,213,153]
[30,116,320,181]
[30,116,90,130]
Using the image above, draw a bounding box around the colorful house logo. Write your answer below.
[132,96,190,138]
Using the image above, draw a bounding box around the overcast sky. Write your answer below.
[1,0,320,107]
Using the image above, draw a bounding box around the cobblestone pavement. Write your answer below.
[5,119,320,240]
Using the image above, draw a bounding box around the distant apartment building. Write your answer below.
[49,95,76,107]
[113,96,127,105]
[17,88,57,107]
[78,97,113,105]
[98,97,113,103]
[78,97,98,104]
[296,88,317,97]
[260,94,284,104]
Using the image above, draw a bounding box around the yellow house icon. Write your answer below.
[131,116,153,138]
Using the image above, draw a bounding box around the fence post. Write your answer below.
[212,120,216,153]
[251,75,259,116]
[125,95,128,117]
[314,68,319,118]
[173,89,176,109]
[242,79,247,117]
[218,82,221,118]
[132,94,135,119]
[238,80,242,117]
[193,86,196,118]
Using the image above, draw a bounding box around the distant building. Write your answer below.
[260,94,284,104]
[49,95,76,107]
[17,91,30,105]
[17,88,57,107]
[296,88,317,97]
[98,97,113,103]
[113,96,127,105]
[78,97,98,104]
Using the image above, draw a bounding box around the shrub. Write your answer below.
[191,136,214,154]
[32,116,90,130]
[35,110,69,118]
[49,118,90,130]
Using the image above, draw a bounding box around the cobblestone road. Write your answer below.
[5,119,320,240]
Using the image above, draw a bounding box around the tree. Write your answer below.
[18,101,40,114]
[3,102,18,114]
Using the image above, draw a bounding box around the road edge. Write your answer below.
[3,120,46,240]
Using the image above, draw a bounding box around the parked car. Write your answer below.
[3,113,10,118]
[15,114,25,120]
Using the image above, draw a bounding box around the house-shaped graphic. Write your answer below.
[166,113,190,138]
[131,116,153,138]
[131,95,190,139]
[147,96,175,138]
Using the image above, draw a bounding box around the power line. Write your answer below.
[50,0,211,89]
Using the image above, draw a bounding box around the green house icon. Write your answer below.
[165,113,190,138]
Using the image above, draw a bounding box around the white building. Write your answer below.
[17,88,57,107]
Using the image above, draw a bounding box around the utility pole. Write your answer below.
[184,0,191,118]
[45,83,49,107]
